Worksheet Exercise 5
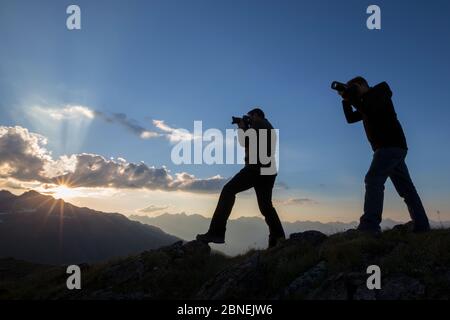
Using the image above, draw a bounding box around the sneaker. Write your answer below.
[355,226,382,237]
[196,232,225,244]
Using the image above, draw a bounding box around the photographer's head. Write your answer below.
[342,76,370,100]
[247,107,265,122]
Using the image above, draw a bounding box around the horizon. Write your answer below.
[3,185,450,259]
[4,188,450,226]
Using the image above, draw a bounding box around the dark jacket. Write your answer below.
[238,118,276,171]
[342,82,407,151]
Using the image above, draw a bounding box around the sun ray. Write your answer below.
[58,197,64,257]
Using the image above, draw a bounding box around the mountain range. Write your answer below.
[130,212,450,256]
[1,189,448,264]
[0,190,179,264]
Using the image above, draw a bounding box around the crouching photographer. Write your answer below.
[332,77,430,234]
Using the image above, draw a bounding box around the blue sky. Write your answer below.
[1,0,449,222]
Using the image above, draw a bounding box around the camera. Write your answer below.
[231,115,251,126]
[331,81,348,92]
[331,81,360,101]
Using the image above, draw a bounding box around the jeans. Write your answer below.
[208,166,285,239]
[359,147,430,231]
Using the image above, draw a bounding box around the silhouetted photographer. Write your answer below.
[196,108,285,248]
[333,77,430,233]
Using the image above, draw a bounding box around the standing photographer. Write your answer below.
[336,76,430,234]
[196,108,286,248]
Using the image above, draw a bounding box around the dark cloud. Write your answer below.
[0,178,28,190]
[137,205,170,214]
[94,111,160,139]
[52,154,226,192]
[0,126,52,182]
[32,106,160,140]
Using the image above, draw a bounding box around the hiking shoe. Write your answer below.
[412,224,431,233]
[196,232,225,244]
[355,226,382,237]
[268,235,286,248]
[393,221,431,233]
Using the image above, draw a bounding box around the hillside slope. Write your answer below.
[1,225,449,300]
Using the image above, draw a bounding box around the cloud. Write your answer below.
[95,112,161,140]
[52,154,226,192]
[30,105,198,144]
[137,204,170,214]
[153,120,193,142]
[0,178,29,190]
[0,126,54,182]
[171,172,226,192]
[32,105,161,140]
[0,125,226,193]
[140,131,160,139]
[274,198,317,206]
[33,105,95,120]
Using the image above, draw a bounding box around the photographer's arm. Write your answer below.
[342,100,363,123]
[237,119,248,147]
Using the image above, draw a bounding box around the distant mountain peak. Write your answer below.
[21,189,47,197]
[0,190,14,197]
[17,189,59,203]
[0,189,180,264]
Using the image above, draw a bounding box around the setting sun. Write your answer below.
[50,185,80,200]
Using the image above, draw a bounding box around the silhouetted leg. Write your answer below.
[208,168,256,237]
[255,174,285,245]
[360,148,406,232]
[390,159,430,231]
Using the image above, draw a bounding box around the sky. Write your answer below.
[1,0,449,223]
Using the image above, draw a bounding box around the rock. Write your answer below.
[339,228,381,239]
[309,273,349,300]
[160,240,211,258]
[378,275,425,300]
[278,261,327,299]
[309,272,374,300]
[391,221,415,233]
[289,230,328,246]
[353,285,377,300]
[311,273,426,300]
[348,273,376,300]
[196,252,264,299]
[182,240,211,256]
[98,256,146,284]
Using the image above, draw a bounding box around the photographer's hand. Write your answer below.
[338,91,348,101]
[237,119,247,130]
[342,99,362,123]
